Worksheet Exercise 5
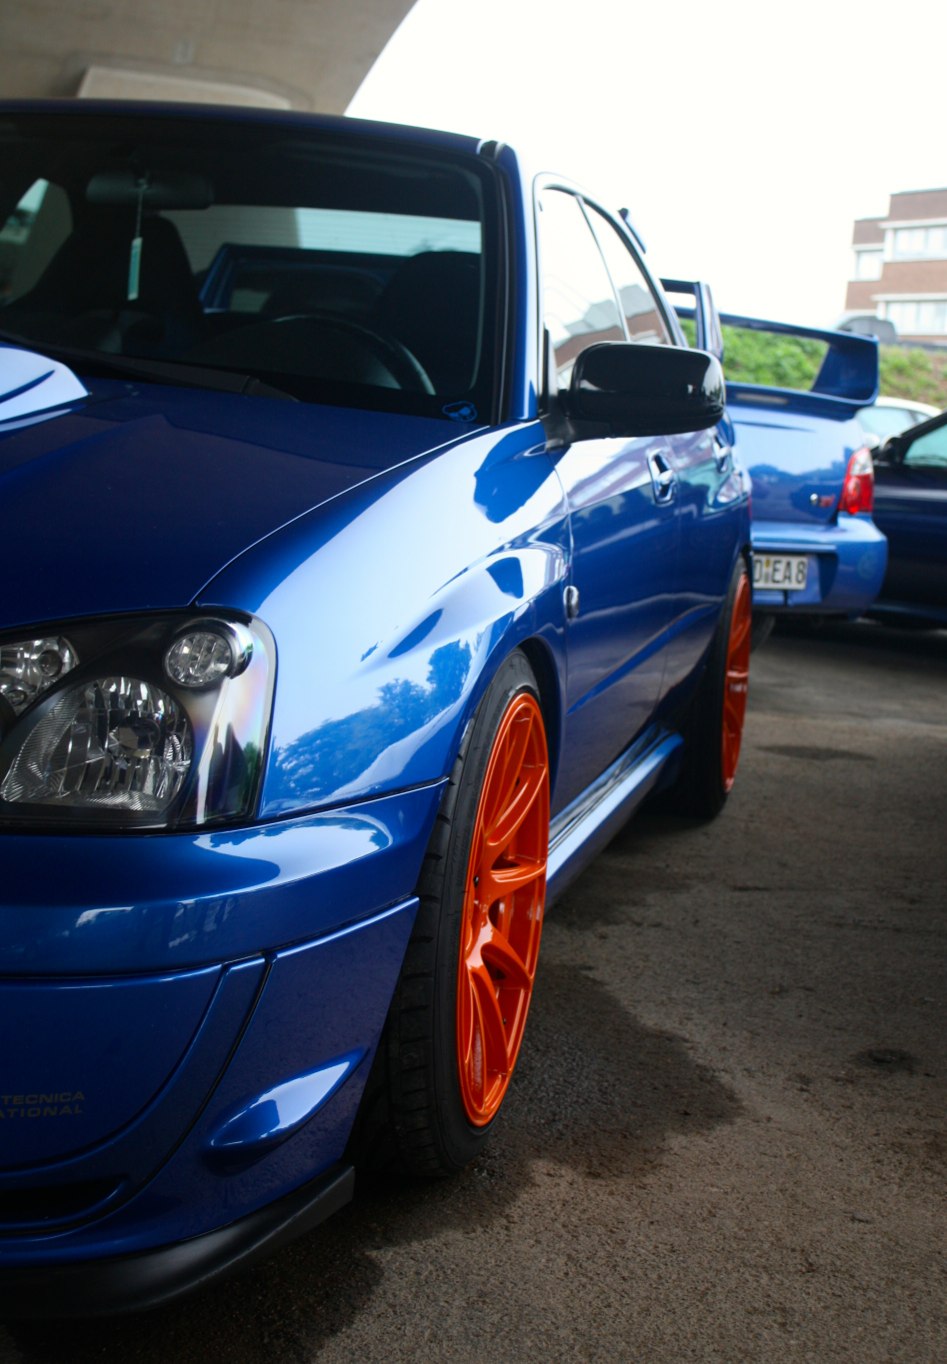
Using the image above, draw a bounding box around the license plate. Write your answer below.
[753,554,808,591]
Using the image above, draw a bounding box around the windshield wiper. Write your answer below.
[0,328,296,402]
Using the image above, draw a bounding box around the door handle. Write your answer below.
[648,450,677,504]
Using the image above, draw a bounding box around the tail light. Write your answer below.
[839,445,874,515]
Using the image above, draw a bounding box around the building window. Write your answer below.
[854,249,883,280]
[891,225,947,259]
[883,299,947,335]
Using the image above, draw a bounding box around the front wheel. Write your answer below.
[364,651,550,1176]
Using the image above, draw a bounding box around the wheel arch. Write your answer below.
[516,632,563,796]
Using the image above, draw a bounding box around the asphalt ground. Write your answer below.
[2,619,945,1363]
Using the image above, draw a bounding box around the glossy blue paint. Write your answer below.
[0,902,414,1263]
[1,785,441,975]
[661,424,747,692]
[0,958,265,1232]
[206,1053,362,1164]
[203,421,571,817]
[0,964,219,1168]
[548,433,677,807]
[663,285,887,620]
[0,100,751,1312]
[726,389,888,615]
[750,513,888,613]
[0,376,470,628]
[728,388,863,526]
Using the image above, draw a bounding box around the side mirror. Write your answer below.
[564,342,725,438]
[875,435,899,465]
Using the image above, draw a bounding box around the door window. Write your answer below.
[0,179,71,303]
[586,205,671,346]
[539,189,625,389]
[904,423,947,468]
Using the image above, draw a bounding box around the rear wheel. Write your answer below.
[672,557,751,818]
[362,651,550,1176]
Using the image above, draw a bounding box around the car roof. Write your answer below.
[869,395,940,415]
[0,97,490,158]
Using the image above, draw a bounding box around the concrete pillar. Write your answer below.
[0,0,417,112]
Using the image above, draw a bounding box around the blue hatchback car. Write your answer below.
[0,101,750,1314]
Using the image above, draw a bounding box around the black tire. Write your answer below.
[353,651,550,1177]
[670,556,751,820]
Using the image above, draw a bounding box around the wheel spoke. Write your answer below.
[730,598,752,654]
[720,569,751,789]
[482,920,534,992]
[484,759,546,856]
[477,853,546,909]
[469,960,512,1075]
[455,685,550,1126]
[481,713,532,834]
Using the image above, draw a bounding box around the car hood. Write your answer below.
[0,357,465,630]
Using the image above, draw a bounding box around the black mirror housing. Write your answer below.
[565,342,725,437]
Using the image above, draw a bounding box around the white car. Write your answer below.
[857,395,940,445]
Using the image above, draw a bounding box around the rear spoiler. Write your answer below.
[661,279,880,407]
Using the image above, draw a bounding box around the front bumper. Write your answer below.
[751,513,887,615]
[0,1163,354,1319]
[0,782,442,1314]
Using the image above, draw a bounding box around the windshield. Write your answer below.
[0,109,500,421]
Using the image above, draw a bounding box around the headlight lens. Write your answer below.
[2,677,192,812]
[0,636,78,716]
[0,613,274,831]
[165,621,253,689]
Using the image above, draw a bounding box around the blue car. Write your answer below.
[663,284,889,627]
[0,101,750,1314]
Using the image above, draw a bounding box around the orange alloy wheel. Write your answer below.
[721,567,751,791]
[456,690,550,1126]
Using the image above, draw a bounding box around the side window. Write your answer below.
[586,205,671,346]
[904,424,947,469]
[539,189,624,389]
[0,180,71,304]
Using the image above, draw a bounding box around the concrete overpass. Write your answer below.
[0,0,416,112]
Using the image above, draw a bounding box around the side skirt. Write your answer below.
[546,727,682,906]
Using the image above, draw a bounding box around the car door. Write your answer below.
[537,187,680,811]
[655,275,750,678]
[875,413,947,611]
[580,235,739,701]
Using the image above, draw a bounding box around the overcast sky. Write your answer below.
[347,0,946,326]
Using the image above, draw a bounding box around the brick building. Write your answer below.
[843,188,947,343]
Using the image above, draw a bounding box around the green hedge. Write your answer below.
[878,345,947,408]
[718,325,827,390]
[678,316,947,410]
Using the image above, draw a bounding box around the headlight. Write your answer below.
[0,636,78,715]
[0,613,274,831]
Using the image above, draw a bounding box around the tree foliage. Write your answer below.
[677,313,947,411]
[718,325,827,390]
[878,345,947,409]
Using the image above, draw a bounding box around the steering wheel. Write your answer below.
[185,313,435,394]
[267,314,435,393]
